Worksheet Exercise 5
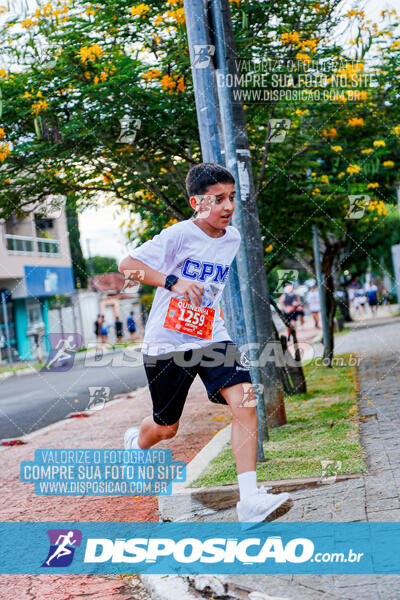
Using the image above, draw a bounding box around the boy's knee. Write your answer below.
[155,421,179,439]
[231,404,257,420]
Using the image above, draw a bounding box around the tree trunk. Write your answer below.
[321,243,339,366]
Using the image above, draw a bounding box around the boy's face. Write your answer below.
[190,182,235,229]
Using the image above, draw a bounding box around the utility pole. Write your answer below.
[86,239,95,291]
[313,226,329,355]
[214,0,286,428]
[0,290,13,365]
[209,0,268,455]
[184,0,271,458]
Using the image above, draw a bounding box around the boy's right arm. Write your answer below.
[118,256,204,306]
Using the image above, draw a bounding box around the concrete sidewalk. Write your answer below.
[155,316,400,599]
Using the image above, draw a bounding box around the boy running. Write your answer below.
[119,163,291,522]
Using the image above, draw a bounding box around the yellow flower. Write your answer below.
[265,244,273,253]
[31,99,48,114]
[164,218,179,227]
[281,31,300,44]
[347,164,361,175]
[322,127,337,138]
[394,125,400,136]
[321,175,329,183]
[312,188,321,195]
[86,4,96,16]
[361,148,373,154]
[346,9,365,18]
[0,127,4,140]
[160,74,176,92]
[0,141,10,162]
[348,117,364,127]
[79,44,102,63]
[373,140,385,147]
[338,172,345,178]
[296,109,309,116]
[331,145,342,152]
[176,76,185,92]
[367,183,379,188]
[167,7,185,23]
[296,52,311,62]
[93,75,99,85]
[154,15,163,25]
[383,160,394,167]
[130,3,150,17]
[142,68,162,81]
[100,72,107,82]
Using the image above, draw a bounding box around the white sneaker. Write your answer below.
[124,427,140,450]
[237,486,292,522]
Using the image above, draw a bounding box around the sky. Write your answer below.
[78,204,133,262]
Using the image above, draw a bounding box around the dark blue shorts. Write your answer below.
[143,340,252,426]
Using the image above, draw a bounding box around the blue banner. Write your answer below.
[20,449,186,496]
[0,522,399,574]
[24,265,75,297]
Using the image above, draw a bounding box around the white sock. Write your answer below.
[130,432,143,450]
[237,470,258,501]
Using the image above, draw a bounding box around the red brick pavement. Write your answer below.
[0,376,231,599]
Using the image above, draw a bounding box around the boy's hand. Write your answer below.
[171,279,204,307]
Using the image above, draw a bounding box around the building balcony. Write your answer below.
[5,234,60,256]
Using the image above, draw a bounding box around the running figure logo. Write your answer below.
[41,333,82,372]
[42,529,82,567]
[87,386,110,411]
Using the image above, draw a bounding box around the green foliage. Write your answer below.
[65,194,87,287]
[1,0,400,284]
[89,255,118,274]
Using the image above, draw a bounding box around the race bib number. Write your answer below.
[163,297,215,339]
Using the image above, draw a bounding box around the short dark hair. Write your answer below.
[185,163,235,197]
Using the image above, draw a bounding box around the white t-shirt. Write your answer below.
[307,290,320,312]
[129,218,241,355]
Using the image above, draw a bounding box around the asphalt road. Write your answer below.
[0,349,148,441]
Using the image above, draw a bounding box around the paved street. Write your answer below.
[0,349,147,441]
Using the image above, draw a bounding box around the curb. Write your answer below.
[140,573,295,600]
[0,342,145,380]
[158,423,363,522]
[0,366,37,380]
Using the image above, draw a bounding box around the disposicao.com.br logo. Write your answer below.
[82,536,363,565]
[42,529,82,567]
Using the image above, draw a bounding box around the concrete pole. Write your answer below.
[313,226,329,351]
[209,0,268,457]
[217,0,286,429]
[1,291,13,364]
[183,0,267,457]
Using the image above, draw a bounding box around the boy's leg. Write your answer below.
[219,383,257,474]
[125,348,200,449]
[137,417,179,449]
